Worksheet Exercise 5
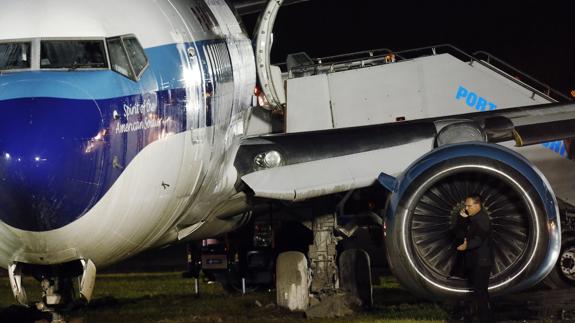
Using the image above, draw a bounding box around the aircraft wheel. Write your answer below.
[276,251,309,311]
[339,249,373,307]
[544,236,575,289]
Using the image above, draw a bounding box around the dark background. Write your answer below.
[240,0,575,95]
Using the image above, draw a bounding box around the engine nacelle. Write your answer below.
[379,142,561,298]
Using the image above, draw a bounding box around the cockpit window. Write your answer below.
[0,36,148,81]
[40,40,107,69]
[107,38,135,79]
[0,42,31,71]
[123,37,148,77]
[106,35,148,81]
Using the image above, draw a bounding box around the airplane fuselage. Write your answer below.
[0,0,255,267]
[1,0,574,310]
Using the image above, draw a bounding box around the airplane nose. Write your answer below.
[0,81,105,231]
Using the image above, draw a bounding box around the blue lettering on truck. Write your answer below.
[455,85,497,111]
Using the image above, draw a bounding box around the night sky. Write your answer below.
[241,1,575,95]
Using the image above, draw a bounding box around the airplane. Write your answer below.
[0,0,574,317]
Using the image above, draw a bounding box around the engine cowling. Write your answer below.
[380,142,561,298]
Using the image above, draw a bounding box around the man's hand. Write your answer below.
[457,238,467,251]
[459,208,468,218]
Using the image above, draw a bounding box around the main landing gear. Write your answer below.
[188,193,382,317]
[275,199,378,316]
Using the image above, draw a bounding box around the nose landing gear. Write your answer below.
[8,259,97,322]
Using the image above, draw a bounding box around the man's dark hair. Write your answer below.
[467,193,482,204]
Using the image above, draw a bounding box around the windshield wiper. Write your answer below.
[67,62,105,71]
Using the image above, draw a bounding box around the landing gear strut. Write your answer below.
[306,212,373,313]
[308,213,339,296]
[36,277,74,323]
[275,207,375,316]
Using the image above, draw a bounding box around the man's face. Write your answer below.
[464,198,481,216]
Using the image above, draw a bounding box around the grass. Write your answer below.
[0,273,448,322]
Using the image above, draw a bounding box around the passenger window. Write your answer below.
[40,40,107,69]
[123,37,148,77]
[107,38,134,80]
[0,42,31,71]
[106,35,148,81]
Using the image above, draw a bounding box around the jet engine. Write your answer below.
[380,142,561,298]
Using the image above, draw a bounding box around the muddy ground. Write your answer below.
[0,272,572,322]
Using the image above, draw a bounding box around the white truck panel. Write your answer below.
[286,53,552,133]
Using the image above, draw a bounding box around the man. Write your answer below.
[457,194,494,323]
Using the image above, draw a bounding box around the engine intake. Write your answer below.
[380,142,560,298]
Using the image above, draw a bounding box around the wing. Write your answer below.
[236,101,575,201]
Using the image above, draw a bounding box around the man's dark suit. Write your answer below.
[449,215,469,278]
[465,208,494,323]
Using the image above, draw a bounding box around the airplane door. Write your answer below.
[254,0,284,110]
[156,1,214,203]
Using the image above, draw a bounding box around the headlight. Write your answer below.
[254,150,283,170]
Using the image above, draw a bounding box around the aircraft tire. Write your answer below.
[276,251,309,311]
[543,235,575,289]
[339,249,373,308]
